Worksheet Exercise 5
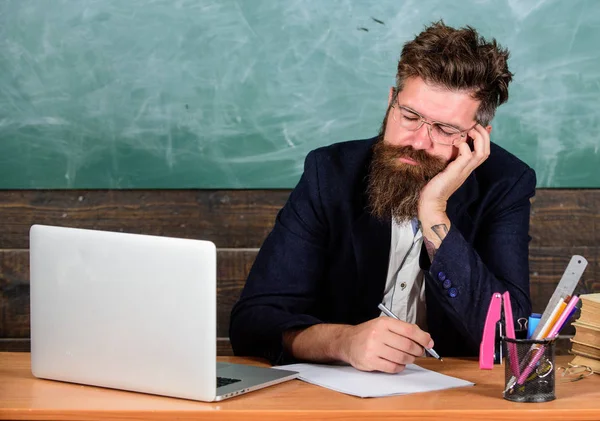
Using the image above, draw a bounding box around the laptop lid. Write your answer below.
[29,224,219,401]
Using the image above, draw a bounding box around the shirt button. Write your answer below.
[442,279,452,289]
[438,271,446,281]
[400,282,407,290]
[448,287,458,298]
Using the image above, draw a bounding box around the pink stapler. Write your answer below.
[479,291,518,373]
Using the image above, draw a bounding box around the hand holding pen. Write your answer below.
[333,309,435,373]
[378,303,443,361]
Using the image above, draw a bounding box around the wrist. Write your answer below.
[418,207,447,225]
[418,197,447,219]
[329,325,353,362]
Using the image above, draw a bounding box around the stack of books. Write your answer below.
[570,293,600,373]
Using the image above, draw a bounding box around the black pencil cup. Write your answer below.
[501,337,556,403]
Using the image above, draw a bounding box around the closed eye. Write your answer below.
[436,125,461,136]
[402,115,419,121]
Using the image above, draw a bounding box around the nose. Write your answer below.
[411,122,433,150]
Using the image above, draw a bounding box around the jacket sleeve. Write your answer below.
[425,167,536,350]
[229,150,329,365]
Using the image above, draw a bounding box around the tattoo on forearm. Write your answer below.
[419,221,449,262]
[431,224,449,242]
[423,236,437,261]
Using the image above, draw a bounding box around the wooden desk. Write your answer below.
[1,353,599,421]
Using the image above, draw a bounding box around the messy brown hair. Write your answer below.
[396,21,513,125]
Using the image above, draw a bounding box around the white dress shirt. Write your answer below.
[380,218,427,331]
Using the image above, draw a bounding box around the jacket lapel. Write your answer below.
[352,209,391,322]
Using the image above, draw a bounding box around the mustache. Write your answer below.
[378,144,443,166]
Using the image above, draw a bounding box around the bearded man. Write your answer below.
[229,21,536,372]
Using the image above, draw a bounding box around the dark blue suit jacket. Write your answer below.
[230,137,536,364]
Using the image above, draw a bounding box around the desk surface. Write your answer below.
[0,352,599,421]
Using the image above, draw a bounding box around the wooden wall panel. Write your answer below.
[529,190,598,247]
[0,190,289,249]
[0,251,29,338]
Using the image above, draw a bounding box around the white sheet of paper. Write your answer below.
[273,363,474,398]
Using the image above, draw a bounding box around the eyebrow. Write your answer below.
[399,104,468,132]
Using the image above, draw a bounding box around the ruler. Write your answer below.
[531,255,588,339]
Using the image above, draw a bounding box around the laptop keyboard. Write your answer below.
[217,376,242,388]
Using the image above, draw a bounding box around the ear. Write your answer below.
[485,125,492,135]
[388,87,395,107]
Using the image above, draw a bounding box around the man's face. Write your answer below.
[367,76,482,222]
[383,76,480,163]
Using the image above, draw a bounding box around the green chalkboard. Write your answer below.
[0,0,599,188]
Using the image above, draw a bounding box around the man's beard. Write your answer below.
[367,130,448,223]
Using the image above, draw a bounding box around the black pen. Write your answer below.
[378,303,443,361]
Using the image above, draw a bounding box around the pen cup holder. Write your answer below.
[501,337,556,403]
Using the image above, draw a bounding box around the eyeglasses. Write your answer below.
[392,103,477,146]
[557,364,595,383]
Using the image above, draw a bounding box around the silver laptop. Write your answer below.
[29,224,298,401]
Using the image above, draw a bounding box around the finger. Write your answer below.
[372,356,407,374]
[378,343,416,366]
[453,141,474,170]
[461,131,485,173]
[476,124,491,157]
[441,141,472,175]
[383,332,425,358]
[387,320,433,350]
[471,126,488,161]
[469,125,490,163]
